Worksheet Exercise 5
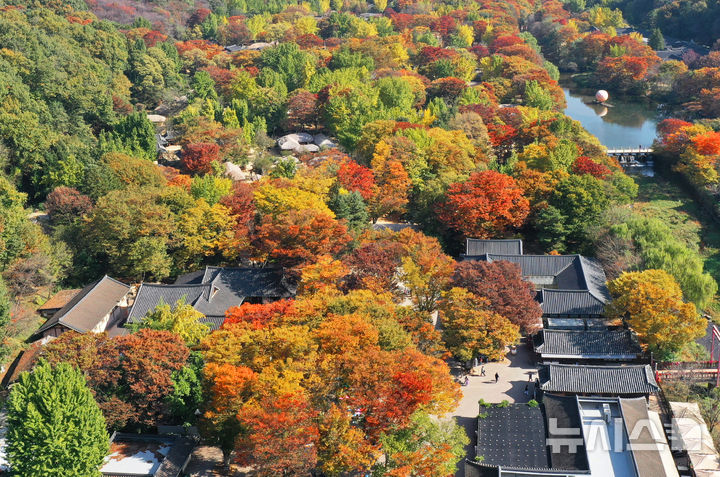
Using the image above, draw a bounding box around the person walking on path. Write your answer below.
[495,372,499,383]
[480,366,486,377]
[524,383,529,396]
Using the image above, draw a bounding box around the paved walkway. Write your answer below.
[451,340,539,477]
[185,446,249,476]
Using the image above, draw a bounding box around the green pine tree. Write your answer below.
[7,361,109,477]
[649,28,666,50]
[329,189,369,231]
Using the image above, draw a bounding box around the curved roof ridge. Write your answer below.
[137,282,211,289]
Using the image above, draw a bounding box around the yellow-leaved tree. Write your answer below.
[607,269,706,358]
[439,287,520,362]
[133,298,210,346]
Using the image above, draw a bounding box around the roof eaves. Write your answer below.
[540,353,639,360]
[125,282,146,322]
[36,317,87,335]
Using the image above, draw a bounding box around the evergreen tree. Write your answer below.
[7,361,109,477]
[649,28,665,50]
[329,189,369,231]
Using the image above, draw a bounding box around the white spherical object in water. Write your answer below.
[595,90,609,103]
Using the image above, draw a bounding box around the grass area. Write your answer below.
[631,174,720,315]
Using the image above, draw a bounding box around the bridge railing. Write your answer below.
[606,148,654,154]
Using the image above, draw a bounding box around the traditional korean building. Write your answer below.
[127,266,295,330]
[533,329,643,364]
[536,364,659,399]
[34,276,130,339]
[466,394,678,477]
[461,239,611,328]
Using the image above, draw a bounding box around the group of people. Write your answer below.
[459,369,535,399]
[459,367,500,386]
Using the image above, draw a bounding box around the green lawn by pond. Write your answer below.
[632,174,720,314]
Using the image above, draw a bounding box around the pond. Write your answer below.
[560,77,661,150]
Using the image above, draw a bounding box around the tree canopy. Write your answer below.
[7,361,109,477]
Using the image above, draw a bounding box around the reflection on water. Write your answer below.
[561,80,661,150]
[622,160,655,177]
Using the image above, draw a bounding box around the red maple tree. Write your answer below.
[182,142,220,173]
[437,170,530,238]
[337,161,376,200]
[452,260,543,333]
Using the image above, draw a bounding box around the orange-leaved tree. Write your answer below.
[236,392,319,477]
[252,208,352,271]
[437,170,529,239]
[398,229,456,312]
[201,287,464,476]
[452,260,543,334]
[200,362,255,467]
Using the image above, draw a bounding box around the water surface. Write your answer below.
[561,79,660,150]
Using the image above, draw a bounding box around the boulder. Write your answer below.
[224,162,247,181]
[313,133,337,148]
[279,138,301,150]
[296,144,320,153]
[295,132,314,143]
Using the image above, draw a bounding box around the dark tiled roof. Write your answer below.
[36,276,129,335]
[201,266,295,298]
[465,238,523,256]
[474,395,589,473]
[128,267,295,328]
[538,364,659,395]
[577,256,611,302]
[200,315,226,331]
[467,254,610,303]
[540,289,605,316]
[173,270,205,285]
[127,283,209,323]
[535,329,641,359]
[485,254,576,276]
[476,404,550,469]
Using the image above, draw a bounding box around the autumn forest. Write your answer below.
[2,0,720,474]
